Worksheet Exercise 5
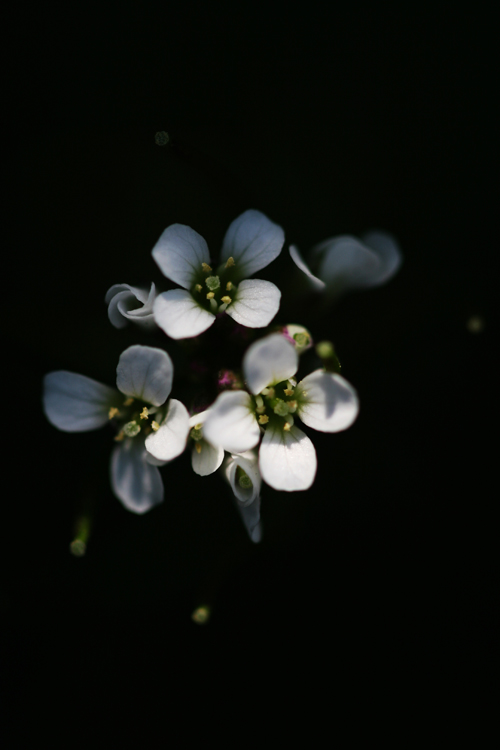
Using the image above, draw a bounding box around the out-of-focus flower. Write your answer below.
[151,210,284,339]
[105,282,157,328]
[224,451,262,543]
[43,345,190,513]
[289,230,402,296]
[280,324,313,355]
[203,334,359,492]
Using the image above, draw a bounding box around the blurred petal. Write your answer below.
[225,451,261,506]
[289,245,325,290]
[203,390,260,454]
[116,345,173,406]
[362,230,402,285]
[191,440,224,476]
[237,495,262,543]
[225,279,281,328]
[151,223,210,289]
[316,235,382,292]
[259,424,317,491]
[110,439,164,514]
[154,289,215,339]
[43,371,119,432]
[145,399,190,461]
[220,210,285,279]
[243,333,298,395]
[296,370,359,432]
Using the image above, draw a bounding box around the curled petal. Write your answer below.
[361,230,402,286]
[116,345,173,406]
[110,439,164,514]
[105,283,157,329]
[236,495,262,543]
[259,424,317,491]
[225,279,281,328]
[289,245,325,290]
[220,210,285,279]
[151,224,210,289]
[243,333,298,395]
[315,235,383,292]
[296,370,359,432]
[145,399,190,461]
[225,451,261,507]
[203,391,260,454]
[154,289,215,340]
[43,371,119,432]
[191,440,224,476]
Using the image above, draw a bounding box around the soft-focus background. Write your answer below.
[4,5,495,731]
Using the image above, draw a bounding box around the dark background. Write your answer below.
[3,5,495,730]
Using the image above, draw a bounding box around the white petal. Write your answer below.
[203,390,260,454]
[259,424,317,491]
[289,245,325,290]
[154,289,215,340]
[105,283,157,329]
[315,235,382,292]
[225,279,281,328]
[191,440,224,476]
[243,333,298,395]
[296,370,359,432]
[220,209,285,279]
[145,399,190,461]
[43,371,119,432]
[116,345,173,406]
[188,409,212,428]
[362,230,402,286]
[151,223,210,289]
[110,439,164,514]
[236,495,262,543]
[225,451,261,506]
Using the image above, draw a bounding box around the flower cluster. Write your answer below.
[44,210,401,542]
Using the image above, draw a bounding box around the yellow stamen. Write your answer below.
[206,292,215,299]
[226,281,233,291]
[284,388,294,396]
[140,407,149,420]
[258,414,269,425]
[151,421,160,431]
[283,422,291,431]
[221,296,232,304]
[114,430,125,441]
[108,407,119,419]
[225,256,235,268]
[195,284,203,292]
[202,263,212,273]
[195,442,202,454]
[123,397,134,406]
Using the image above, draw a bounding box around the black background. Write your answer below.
[3,5,496,734]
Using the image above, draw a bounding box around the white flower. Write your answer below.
[43,345,190,513]
[151,210,284,339]
[203,334,359,492]
[224,451,262,543]
[289,230,402,296]
[105,282,157,328]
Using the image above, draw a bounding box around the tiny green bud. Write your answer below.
[316,340,335,359]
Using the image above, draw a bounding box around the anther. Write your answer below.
[151,421,160,431]
[258,414,269,425]
[226,281,233,291]
[114,430,125,441]
[108,407,119,419]
[225,256,235,268]
[283,421,291,431]
[284,388,294,396]
[123,397,134,406]
[221,295,232,304]
[140,407,149,420]
[206,292,215,299]
[195,284,203,293]
[195,442,202,454]
[201,263,212,273]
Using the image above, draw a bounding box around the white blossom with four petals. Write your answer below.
[151,210,285,339]
[203,334,359,492]
[43,345,190,513]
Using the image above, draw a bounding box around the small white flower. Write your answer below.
[105,282,157,329]
[224,451,262,543]
[203,334,359,492]
[43,345,190,513]
[289,230,402,296]
[151,210,284,339]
